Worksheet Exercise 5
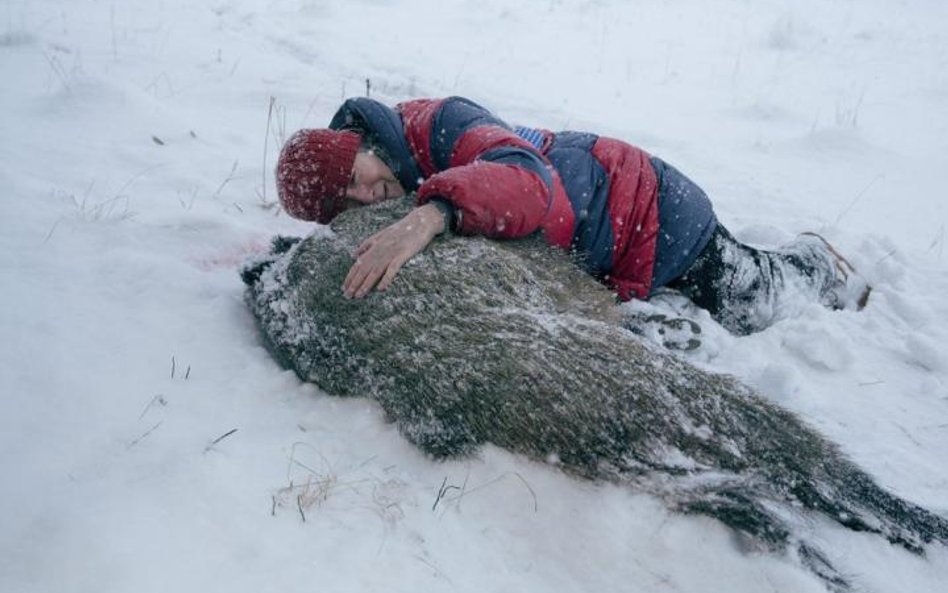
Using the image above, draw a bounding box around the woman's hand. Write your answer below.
[342,203,447,298]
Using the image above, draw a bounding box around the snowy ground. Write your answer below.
[2,0,947,591]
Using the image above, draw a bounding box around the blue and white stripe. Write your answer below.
[514,126,546,151]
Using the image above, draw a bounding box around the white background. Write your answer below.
[1,1,947,591]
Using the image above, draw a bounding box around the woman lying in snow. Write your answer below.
[275,96,870,335]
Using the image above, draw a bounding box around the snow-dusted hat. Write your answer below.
[276,128,362,223]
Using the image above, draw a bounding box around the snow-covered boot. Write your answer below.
[799,232,871,311]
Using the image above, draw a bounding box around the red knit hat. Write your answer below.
[276,129,362,223]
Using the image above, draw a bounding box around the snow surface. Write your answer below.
[1,0,947,591]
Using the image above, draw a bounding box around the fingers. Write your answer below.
[353,236,375,257]
[343,233,388,297]
[343,256,380,299]
[343,238,399,298]
[376,257,407,292]
[341,210,438,298]
[344,254,405,298]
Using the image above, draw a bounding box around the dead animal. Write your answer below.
[243,198,948,590]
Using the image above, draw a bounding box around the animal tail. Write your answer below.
[670,457,948,591]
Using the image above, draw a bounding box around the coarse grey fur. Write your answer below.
[243,198,948,590]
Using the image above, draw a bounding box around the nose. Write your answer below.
[346,183,373,204]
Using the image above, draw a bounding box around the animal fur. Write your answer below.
[243,198,948,589]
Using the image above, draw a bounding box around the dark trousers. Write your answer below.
[666,225,839,335]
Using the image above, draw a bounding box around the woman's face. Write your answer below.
[345,150,405,208]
